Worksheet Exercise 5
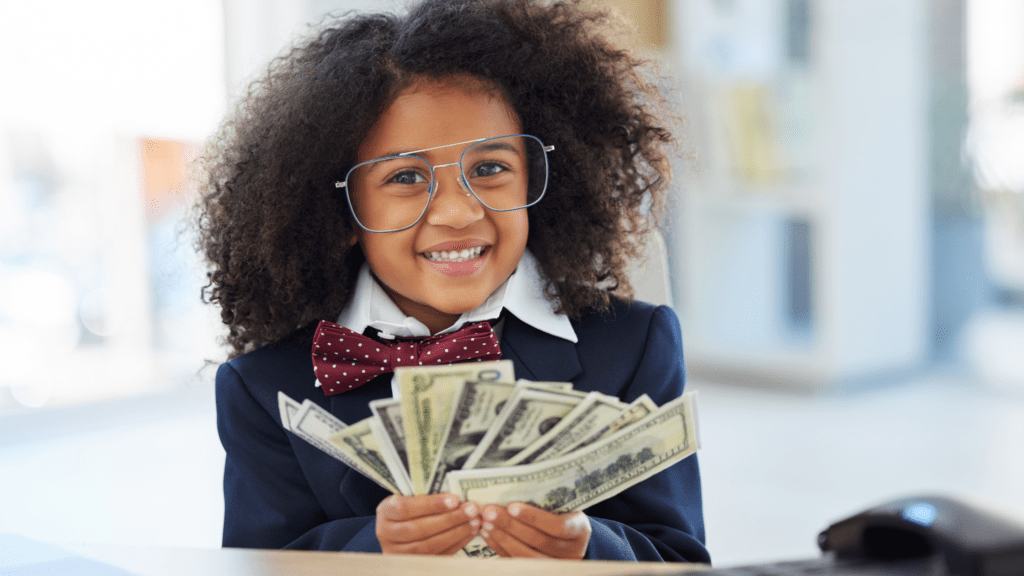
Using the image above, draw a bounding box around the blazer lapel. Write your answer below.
[500,313,581,383]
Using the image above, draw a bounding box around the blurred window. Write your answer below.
[0,0,226,412]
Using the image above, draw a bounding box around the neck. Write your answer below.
[420,313,461,335]
[383,285,462,335]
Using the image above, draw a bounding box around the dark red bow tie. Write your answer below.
[311,320,502,395]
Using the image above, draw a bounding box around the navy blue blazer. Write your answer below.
[215,299,710,563]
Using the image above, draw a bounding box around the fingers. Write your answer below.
[386,516,480,556]
[380,502,478,544]
[376,493,482,555]
[483,526,547,558]
[483,539,512,558]
[507,502,590,540]
[477,506,508,555]
[479,503,591,559]
[377,493,462,522]
[376,496,590,558]
[439,531,481,557]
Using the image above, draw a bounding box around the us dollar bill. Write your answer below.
[368,417,413,495]
[515,379,576,392]
[369,398,408,475]
[425,380,518,494]
[517,379,589,398]
[457,536,497,558]
[326,417,404,495]
[571,394,658,452]
[460,388,583,470]
[396,360,515,494]
[291,398,346,445]
[446,391,699,513]
[284,396,399,493]
[504,392,627,466]
[277,391,301,431]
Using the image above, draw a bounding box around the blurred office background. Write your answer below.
[1,0,1022,568]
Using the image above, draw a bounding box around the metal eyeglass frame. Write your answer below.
[335,134,554,233]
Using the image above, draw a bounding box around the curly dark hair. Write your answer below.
[195,0,678,358]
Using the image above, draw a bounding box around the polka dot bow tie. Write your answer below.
[311,320,502,396]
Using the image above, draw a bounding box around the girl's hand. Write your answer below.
[375,493,481,555]
[478,502,591,559]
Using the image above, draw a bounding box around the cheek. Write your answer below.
[506,213,529,251]
[355,233,384,271]
[356,231,413,279]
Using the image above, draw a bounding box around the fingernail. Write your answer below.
[464,503,478,517]
[444,495,459,509]
[566,513,587,537]
[480,529,489,539]
[507,503,521,517]
[483,507,497,521]
[482,522,493,533]
[470,518,481,532]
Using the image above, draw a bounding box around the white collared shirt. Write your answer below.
[336,248,577,342]
[333,249,576,397]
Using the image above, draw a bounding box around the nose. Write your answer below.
[424,163,484,228]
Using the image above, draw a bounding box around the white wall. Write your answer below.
[671,0,931,389]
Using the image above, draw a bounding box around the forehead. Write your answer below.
[357,78,522,161]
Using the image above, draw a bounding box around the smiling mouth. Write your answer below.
[423,246,488,263]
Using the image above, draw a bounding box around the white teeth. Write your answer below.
[425,246,485,262]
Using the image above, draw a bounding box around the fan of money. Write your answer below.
[279,360,700,516]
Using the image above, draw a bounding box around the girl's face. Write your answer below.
[353,77,529,333]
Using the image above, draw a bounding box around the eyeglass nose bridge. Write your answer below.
[429,161,471,194]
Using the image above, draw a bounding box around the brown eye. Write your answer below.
[470,162,508,178]
[389,170,428,185]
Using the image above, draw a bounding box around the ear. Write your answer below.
[348,233,359,247]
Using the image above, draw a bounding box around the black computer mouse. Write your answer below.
[818,495,1024,576]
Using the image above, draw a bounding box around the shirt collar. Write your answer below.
[336,248,577,343]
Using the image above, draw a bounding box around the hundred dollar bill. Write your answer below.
[426,380,518,494]
[517,380,588,398]
[326,417,404,495]
[369,398,409,475]
[277,391,301,431]
[291,398,346,444]
[369,417,414,495]
[461,388,583,470]
[515,379,576,392]
[458,536,497,558]
[285,397,398,493]
[571,394,658,452]
[504,392,626,466]
[396,360,515,494]
[446,392,699,513]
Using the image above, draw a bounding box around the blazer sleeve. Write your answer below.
[215,362,382,552]
[582,305,710,564]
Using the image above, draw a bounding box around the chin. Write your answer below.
[431,292,490,313]
[434,301,484,315]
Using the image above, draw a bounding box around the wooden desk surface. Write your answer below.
[65,544,708,576]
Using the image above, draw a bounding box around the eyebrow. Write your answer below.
[469,140,519,154]
[367,136,524,165]
[395,137,488,157]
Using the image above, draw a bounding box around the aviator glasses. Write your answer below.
[336,134,554,233]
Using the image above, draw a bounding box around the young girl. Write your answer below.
[196,0,708,563]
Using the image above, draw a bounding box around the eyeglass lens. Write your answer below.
[345,135,548,232]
